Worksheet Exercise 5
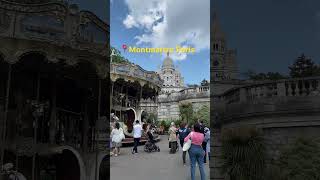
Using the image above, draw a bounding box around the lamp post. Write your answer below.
[110,48,116,63]
[30,100,48,180]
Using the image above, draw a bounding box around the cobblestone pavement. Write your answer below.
[110,135,210,180]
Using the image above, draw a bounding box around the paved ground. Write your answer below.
[110,135,210,180]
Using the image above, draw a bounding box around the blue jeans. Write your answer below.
[188,144,206,180]
[133,138,140,153]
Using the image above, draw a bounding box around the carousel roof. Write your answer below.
[111,63,163,89]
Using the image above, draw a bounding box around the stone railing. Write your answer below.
[179,86,210,100]
[213,77,320,122]
[215,77,320,104]
[158,86,210,102]
[212,77,320,180]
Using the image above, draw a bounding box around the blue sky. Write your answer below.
[110,0,210,85]
[214,0,320,77]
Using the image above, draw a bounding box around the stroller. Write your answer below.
[144,131,160,153]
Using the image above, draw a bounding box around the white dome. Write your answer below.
[162,55,174,69]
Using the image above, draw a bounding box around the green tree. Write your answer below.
[221,127,266,180]
[265,72,287,80]
[147,112,157,123]
[179,103,194,124]
[193,105,210,126]
[244,70,286,80]
[111,47,130,64]
[201,79,209,86]
[289,54,320,78]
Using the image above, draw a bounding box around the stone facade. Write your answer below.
[157,53,210,121]
[212,76,320,180]
[158,53,184,93]
[158,86,210,121]
[212,12,238,82]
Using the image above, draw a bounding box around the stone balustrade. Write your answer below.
[213,77,320,123]
[215,77,320,104]
[211,77,320,180]
[159,86,210,103]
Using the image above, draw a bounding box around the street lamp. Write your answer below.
[29,100,49,180]
[110,48,116,63]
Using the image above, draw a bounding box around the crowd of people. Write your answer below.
[110,118,210,180]
[168,120,210,180]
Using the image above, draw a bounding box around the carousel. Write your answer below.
[0,1,109,180]
[110,63,162,144]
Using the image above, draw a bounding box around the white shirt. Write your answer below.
[111,128,123,143]
[133,124,142,138]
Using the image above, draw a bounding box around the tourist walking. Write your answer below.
[184,123,206,180]
[132,120,142,154]
[204,127,210,162]
[178,122,191,165]
[111,122,125,157]
[168,122,178,154]
[199,120,208,163]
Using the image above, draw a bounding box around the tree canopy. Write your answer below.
[289,54,320,78]
[179,103,209,126]
[244,70,287,81]
[111,47,130,64]
[245,53,320,80]
[201,79,209,86]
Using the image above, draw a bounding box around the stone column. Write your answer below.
[277,82,286,97]
[83,101,89,152]
[0,64,12,173]
[126,86,128,107]
[239,87,247,103]
[294,81,299,96]
[49,77,57,144]
[287,82,293,96]
[110,81,114,108]
[32,72,41,180]
[94,79,102,180]
[300,80,306,96]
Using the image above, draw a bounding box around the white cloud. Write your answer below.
[122,0,210,61]
[123,15,136,28]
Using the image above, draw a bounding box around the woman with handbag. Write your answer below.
[110,122,125,157]
[184,123,206,180]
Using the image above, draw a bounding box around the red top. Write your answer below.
[184,131,204,146]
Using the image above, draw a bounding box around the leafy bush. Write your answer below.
[221,127,265,180]
[179,103,194,123]
[158,120,172,131]
[269,138,320,180]
[193,105,210,126]
[179,103,209,126]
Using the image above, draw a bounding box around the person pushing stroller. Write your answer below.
[144,124,160,152]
